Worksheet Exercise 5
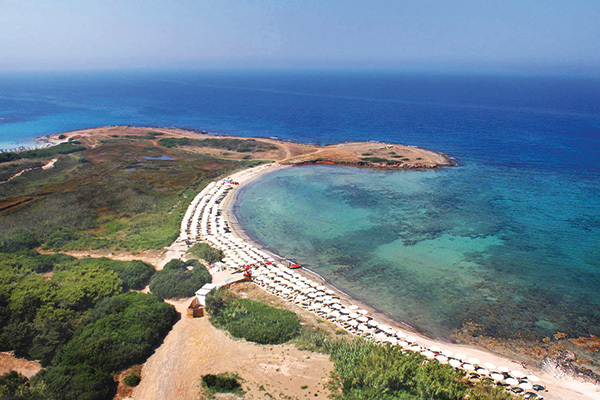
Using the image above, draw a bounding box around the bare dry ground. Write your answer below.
[0,352,40,379]
[131,294,333,400]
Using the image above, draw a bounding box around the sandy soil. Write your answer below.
[0,352,41,379]
[131,298,332,400]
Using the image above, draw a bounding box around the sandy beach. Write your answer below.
[220,161,600,400]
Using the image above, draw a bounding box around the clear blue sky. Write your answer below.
[1,0,599,74]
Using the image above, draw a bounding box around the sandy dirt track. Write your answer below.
[131,298,332,400]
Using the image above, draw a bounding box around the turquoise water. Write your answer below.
[235,164,600,341]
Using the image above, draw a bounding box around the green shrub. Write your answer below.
[70,258,155,290]
[187,242,224,264]
[207,288,301,344]
[149,259,211,299]
[0,232,40,253]
[157,137,190,148]
[54,292,176,372]
[360,157,390,163]
[0,152,22,162]
[43,364,117,400]
[43,226,80,250]
[17,143,86,159]
[123,373,141,387]
[0,371,29,398]
[201,373,242,394]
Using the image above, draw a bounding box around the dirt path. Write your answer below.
[0,352,41,379]
[131,299,332,400]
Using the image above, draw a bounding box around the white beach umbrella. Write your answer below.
[435,355,448,363]
[448,359,462,368]
[454,353,467,361]
[468,358,480,365]
[357,324,369,332]
[406,336,418,343]
[339,308,350,314]
[441,349,454,358]
[357,309,369,315]
[386,337,398,345]
[395,330,407,339]
[368,320,380,328]
[375,332,388,341]
[527,375,540,383]
[519,382,533,390]
[409,345,422,352]
[429,345,441,353]
[490,373,504,381]
[498,366,510,373]
[347,320,359,327]
[421,350,436,359]
[317,285,327,291]
[483,362,497,370]
[511,371,526,379]
[348,305,359,310]
[475,368,490,376]
[383,326,396,335]
[330,311,341,318]
[505,378,519,386]
[462,363,475,371]
[325,289,335,295]
[357,316,369,323]
[349,312,360,319]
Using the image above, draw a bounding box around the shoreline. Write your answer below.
[221,162,600,400]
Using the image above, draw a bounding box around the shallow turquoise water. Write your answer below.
[235,164,600,341]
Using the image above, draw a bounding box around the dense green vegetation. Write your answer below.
[149,259,212,299]
[206,288,301,344]
[201,373,243,395]
[158,137,277,152]
[67,257,154,290]
[187,242,224,264]
[0,135,256,251]
[0,143,86,163]
[0,252,123,365]
[53,292,176,372]
[0,248,176,400]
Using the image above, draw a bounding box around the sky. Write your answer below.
[1,0,599,74]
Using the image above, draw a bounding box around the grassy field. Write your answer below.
[0,132,266,251]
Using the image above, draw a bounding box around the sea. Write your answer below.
[1,70,599,344]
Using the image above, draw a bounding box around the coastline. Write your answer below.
[222,162,600,400]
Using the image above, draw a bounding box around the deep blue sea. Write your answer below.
[1,70,599,343]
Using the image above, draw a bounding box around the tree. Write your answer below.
[43,365,116,400]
